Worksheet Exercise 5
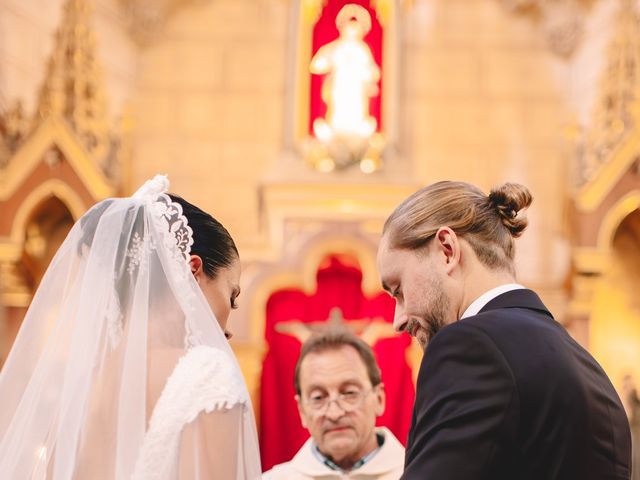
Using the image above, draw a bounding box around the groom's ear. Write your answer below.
[189,255,204,281]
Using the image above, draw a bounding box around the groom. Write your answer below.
[377,180,631,479]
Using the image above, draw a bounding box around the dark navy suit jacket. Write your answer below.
[402,289,631,480]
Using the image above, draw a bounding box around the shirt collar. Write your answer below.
[311,432,384,473]
[290,427,404,476]
[460,283,525,319]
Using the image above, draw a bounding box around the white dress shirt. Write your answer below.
[460,283,525,319]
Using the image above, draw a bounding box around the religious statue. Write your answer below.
[275,307,394,346]
[310,4,380,143]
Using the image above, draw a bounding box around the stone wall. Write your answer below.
[132,0,288,241]
[402,0,576,313]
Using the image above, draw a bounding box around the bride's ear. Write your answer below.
[189,255,204,282]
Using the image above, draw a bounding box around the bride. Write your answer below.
[0,175,261,479]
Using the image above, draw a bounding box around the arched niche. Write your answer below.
[0,194,76,369]
[10,178,86,245]
[21,195,75,291]
[589,209,640,392]
[248,233,382,344]
[569,155,640,348]
[597,191,640,253]
[233,230,384,419]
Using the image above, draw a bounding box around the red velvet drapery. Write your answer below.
[259,255,414,471]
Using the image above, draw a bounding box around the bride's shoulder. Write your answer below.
[174,345,236,377]
[158,346,248,421]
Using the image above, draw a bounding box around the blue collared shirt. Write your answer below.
[311,432,385,473]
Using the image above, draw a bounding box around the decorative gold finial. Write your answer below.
[35,0,117,179]
[576,0,640,187]
[497,0,584,58]
[0,101,28,166]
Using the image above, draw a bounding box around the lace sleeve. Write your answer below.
[178,405,244,479]
[132,346,249,480]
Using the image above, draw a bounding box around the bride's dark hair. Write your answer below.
[79,194,237,282]
[168,194,238,279]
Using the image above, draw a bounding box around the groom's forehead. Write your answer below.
[376,235,394,265]
[378,242,414,273]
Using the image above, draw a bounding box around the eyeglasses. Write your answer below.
[303,387,375,415]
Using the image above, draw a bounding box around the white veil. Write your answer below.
[0,175,261,479]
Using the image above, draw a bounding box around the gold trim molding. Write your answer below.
[259,181,417,263]
[9,179,87,245]
[575,0,640,206]
[0,117,115,202]
[576,134,640,212]
[497,0,586,58]
[0,292,32,308]
[596,191,640,251]
[249,234,382,345]
[572,187,640,275]
[573,247,609,275]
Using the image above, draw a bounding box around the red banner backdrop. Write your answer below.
[309,0,383,134]
[259,255,414,471]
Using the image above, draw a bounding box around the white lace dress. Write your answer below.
[131,346,250,480]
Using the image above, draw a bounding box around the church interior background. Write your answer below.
[1,0,639,470]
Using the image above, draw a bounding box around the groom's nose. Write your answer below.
[393,305,407,333]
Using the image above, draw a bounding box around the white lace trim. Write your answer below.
[151,193,194,263]
[149,192,201,347]
[104,288,123,349]
[131,174,193,262]
[131,346,249,480]
[125,174,202,348]
[126,231,153,276]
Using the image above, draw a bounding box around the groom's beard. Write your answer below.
[409,280,450,350]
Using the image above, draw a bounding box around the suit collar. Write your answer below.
[478,288,553,319]
[461,283,525,319]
